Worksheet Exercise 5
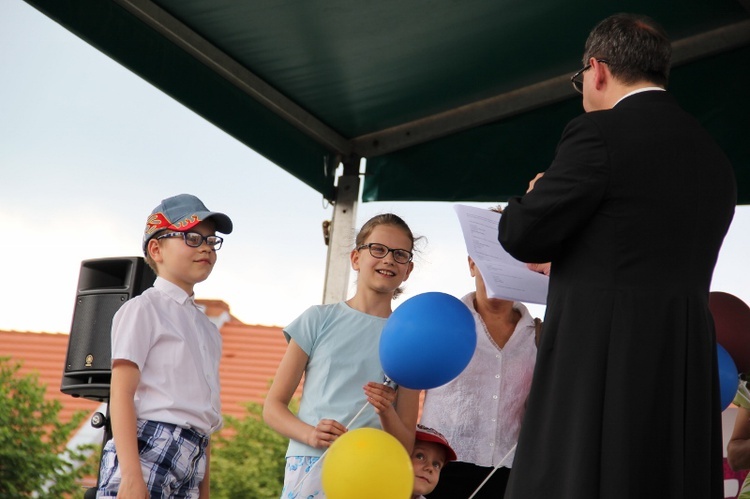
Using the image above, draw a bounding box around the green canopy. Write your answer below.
[23,0,750,203]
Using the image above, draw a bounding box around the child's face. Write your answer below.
[351,224,413,296]
[149,219,218,294]
[411,441,447,497]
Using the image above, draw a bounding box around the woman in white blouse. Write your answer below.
[419,255,539,498]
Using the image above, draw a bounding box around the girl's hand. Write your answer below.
[307,419,347,449]
[364,381,397,414]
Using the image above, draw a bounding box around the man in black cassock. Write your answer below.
[499,13,736,499]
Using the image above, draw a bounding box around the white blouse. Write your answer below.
[420,293,537,467]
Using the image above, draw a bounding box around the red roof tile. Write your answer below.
[219,321,302,418]
[1,329,102,425]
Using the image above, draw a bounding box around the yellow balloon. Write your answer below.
[321,427,413,499]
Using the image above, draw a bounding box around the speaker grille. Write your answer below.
[61,257,155,401]
[65,293,127,373]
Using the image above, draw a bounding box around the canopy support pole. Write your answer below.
[322,158,360,304]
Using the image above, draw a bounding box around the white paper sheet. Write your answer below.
[454,204,549,304]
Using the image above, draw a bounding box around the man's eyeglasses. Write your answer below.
[357,243,413,264]
[571,59,609,94]
[156,231,224,250]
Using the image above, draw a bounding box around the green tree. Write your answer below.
[211,399,297,499]
[0,356,97,498]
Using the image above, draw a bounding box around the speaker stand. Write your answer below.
[85,401,111,498]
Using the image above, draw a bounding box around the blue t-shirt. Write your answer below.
[284,301,387,457]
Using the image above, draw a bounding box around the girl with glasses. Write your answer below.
[263,213,423,498]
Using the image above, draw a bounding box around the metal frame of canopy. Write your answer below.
[22,0,750,301]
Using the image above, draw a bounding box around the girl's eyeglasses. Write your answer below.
[357,242,413,264]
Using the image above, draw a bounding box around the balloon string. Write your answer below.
[290,391,379,496]
[467,443,517,499]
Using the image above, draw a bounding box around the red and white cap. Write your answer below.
[143,193,232,253]
[415,424,457,462]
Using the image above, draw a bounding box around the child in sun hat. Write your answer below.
[97,194,232,498]
[412,424,457,499]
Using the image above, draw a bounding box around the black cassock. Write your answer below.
[499,91,736,499]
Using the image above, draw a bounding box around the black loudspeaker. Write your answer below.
[61,257,156,401]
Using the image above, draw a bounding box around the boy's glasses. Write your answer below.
[156,231,224,250]
[357,243,413,264]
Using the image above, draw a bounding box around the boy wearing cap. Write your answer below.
[97,194,233,498]
[412,424,457,499]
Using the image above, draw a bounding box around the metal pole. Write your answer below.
[322,158,360,304]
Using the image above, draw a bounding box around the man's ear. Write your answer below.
[592,58,609,90]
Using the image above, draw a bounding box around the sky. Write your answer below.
[2,0,749,335]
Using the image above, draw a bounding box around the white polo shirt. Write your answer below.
[111,277,223,434]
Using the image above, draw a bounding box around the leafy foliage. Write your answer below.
[211,398,298,499]
[0,357,98,498]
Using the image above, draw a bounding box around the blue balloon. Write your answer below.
[380,292,476,390]
[717,343,739,411]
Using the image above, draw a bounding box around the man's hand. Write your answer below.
[527,262,551,276]
[527,173,544,193]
